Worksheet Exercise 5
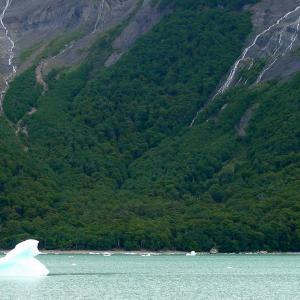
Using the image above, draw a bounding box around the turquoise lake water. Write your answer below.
[1,254,300,299]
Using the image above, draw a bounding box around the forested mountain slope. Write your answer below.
[0,0,299,251]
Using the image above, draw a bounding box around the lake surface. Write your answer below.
[1,254,300,299]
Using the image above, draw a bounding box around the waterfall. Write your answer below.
[0,0,17,112]
[216,5,300,97]
[93,0,106,33]
[190,5,300,127]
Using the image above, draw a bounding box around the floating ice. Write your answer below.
[0,239,49,277]
[186,251,196,256]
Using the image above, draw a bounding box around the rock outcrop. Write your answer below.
[216,0,300,95]
[105,0,168,67]
[0,0,168,111]
[3,0,139,72]
[2,0,300,106]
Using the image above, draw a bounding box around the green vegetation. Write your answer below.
[3,67,42,123]
[39,29,86,59]
[0,0,299,252]
[19,41,43,63]
[159,0,258,10]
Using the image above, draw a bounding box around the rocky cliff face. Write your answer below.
[1,0,137,71]
[0,0,167,109]
[2,0,300,105]
[250,0,300,82]
[216,0,300,95]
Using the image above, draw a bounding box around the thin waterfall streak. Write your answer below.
[93,0,105,33]
[256,58,277,84]
[256,28,285,83]
[258,16,300,83]
[190,5,300,127]
[286,17,300,52]
[0,0,16,112]
[247,59,254,70]
[215,5,300,97]
[271,28,285,57]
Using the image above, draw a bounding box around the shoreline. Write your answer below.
[2,249,300,255]
[0,250,186,255]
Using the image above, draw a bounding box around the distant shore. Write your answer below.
[2,250,300,255]
[0,250,185,255]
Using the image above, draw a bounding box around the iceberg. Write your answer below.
[186,251,196,256]
[0,239,49,276]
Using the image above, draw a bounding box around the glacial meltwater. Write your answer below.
[1,254,300,299]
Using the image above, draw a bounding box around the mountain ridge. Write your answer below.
[0,0,299,251]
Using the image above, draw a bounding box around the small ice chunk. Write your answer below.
[186,251,196,256]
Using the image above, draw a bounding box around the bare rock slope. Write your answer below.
[2,0,300,106]
[0,0,168,111]
[217,0,300,96]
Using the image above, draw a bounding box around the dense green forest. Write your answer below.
[0,0,299,251]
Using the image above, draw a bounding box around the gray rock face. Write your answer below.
[190,0,300,127]
[251,0,300,29]
[105,0,168,67]
[250,0,300,82]
[0,0,168,77]
[3,0,300,104]
[0,0,140,109]
[0,0,167,110]
[9,0,133,45]
[0,0,138,74]
[30,0,140,75]
[216,0,300,95]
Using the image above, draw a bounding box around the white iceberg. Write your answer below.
[186,251,196,256]
[141,253,151,257]
[0,239,49,276]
